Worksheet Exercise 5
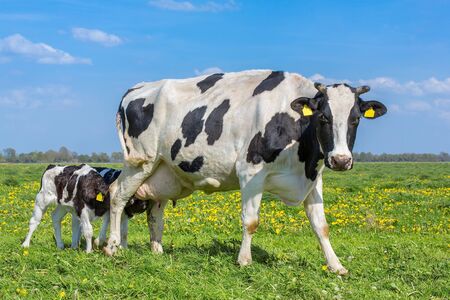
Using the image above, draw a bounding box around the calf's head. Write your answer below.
[291,83,387,171]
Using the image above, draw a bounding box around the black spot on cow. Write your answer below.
[122,86,143,100]
[181,106,207,147]
[126,98,154,138]
[54,165,84,203]
[205,99,230,145]
[171,139,182,160]
[297,115,324,181]
[246,113,301,164]
[178,156,204,173]
[124,198,150,218]
[252,71,285,96]
[196,73,224,93]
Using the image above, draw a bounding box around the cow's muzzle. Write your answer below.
[329,154,352,171]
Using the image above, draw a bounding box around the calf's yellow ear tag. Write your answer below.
[302,105,313,116]
[364,107,375,118]
[96,192,104,202]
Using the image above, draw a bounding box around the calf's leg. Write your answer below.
[22,192,49,248]
[79,209,94,253]
[71,211,81,249]
[304,175,348,275]
[147,200,168,254]
[94,211,110,248]
[51,205,68,249]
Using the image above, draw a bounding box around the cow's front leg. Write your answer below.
[104,163,153,256]
[147,199,168,254]
[94,211,109,248]
[237,174,263,266]
[304,175,348,275]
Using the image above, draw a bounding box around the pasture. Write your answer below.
[0,163,448,299]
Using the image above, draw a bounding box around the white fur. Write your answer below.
[326,85,354,165]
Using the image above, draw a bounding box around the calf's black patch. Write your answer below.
[54,165,84,203]
[126,98,154,138]
[252,71,285,96]
[205,99,230,145]
[124,198,150,218]
[246,113,301,164]
[75,170,110,217]
[181,106,207,147]
[178,156,204,173]
[171,139,182,160]
[196,73,224,93]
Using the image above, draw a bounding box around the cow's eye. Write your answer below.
[319,114,330,124]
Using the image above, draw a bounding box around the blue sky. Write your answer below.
[0,0,449,154]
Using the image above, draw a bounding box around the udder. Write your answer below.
[134,162,186,201]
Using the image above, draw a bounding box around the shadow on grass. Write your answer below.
[126,238,308,266]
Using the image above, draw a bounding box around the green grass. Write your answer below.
[0,163,449,299]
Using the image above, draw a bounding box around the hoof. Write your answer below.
[237,255,252,267]
[94,238,105,249]
[151,241,163,254]
[328,265,349,276]
[21,243,29,248]
[103,244,117,256]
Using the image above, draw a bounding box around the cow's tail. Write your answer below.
[116,111,129,161]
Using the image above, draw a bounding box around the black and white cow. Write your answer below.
[22,164,149,252]
[105,70,386,274]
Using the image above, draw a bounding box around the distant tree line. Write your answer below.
[0,147,449,163]
[0,147,123,163]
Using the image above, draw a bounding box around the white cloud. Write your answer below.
[358,77,450,96]
[0,34,90,64]
[72,27,122,47]
[194,67,223,76]
[0,85,76,109]
[308,73,351,85]
[149,0,238,12]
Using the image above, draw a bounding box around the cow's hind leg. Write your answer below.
[304,174,348,275]
[104,163,154,256]
[147,199,168,254]
[22,191,49,248]
[237,173,264,266]
[51,206,68,249]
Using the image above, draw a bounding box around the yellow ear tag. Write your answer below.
[364,107,375,118]
[96,193,104,202]
[302,105,313,116]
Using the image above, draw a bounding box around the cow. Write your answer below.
[22,164,149,252]
[104,70,387,274]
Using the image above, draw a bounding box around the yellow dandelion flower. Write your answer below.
[23,249,29,256]
[59,290,66,298]
[16,288,28,297]
[322,265,328,271]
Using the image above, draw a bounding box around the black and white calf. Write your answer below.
[22,165,149,252]
[105,70,387,274]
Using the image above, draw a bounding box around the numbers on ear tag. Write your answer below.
[364,107,375,118]
[302,105,313,116]
[96,192,104,202]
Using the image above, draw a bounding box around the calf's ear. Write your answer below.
[290,97,320,117]
[359,100,387,119]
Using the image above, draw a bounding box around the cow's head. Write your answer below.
[291,83,387,171]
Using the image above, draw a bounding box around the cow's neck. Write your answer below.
[297,117,324,181]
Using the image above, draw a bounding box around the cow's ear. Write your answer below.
[291,97,319,117]
[359,100,387,119]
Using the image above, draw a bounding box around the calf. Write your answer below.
[22,164,149,252]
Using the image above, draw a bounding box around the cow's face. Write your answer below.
[291,83,387,171]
